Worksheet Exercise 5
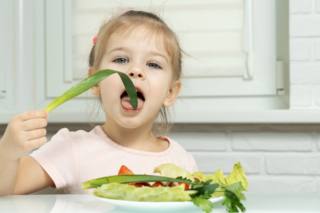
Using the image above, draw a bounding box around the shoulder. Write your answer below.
[50,126,101,143]
[32,126,102,154]
[165,137,188,153]
[164,136,199,172]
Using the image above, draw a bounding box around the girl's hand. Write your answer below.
[0,110,48,160]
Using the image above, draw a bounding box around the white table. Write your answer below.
[0,193,319,213]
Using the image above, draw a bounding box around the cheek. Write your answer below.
[152,73,172,89]
[99,75,122,100]
[150,79,171,101]
[98,58,126,74]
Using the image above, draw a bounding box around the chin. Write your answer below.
[118,119,144,129]
[108,107,155,129]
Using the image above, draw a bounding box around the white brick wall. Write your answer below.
[290,0,320,109]
[171,128,320,193]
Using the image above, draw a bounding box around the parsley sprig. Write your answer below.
[189,179,218,213]
[183,177,246,213]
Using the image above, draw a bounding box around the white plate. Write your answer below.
[94,196,224,212]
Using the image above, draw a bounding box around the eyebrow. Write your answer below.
[149,51,169,64]
[106,47,129,55]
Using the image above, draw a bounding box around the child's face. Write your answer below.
[96,26,180,129]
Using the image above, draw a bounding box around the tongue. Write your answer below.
[121,97,144,110]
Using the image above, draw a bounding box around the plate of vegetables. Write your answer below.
[82,163,248,213]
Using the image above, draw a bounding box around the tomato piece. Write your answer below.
[133,182,151,187]
[168,182,177,187]
[118,165,134,175]
[178,182,190,190]
[152,181,164,187]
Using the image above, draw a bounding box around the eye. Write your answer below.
[112,57,129,64]
[147,62,162,69]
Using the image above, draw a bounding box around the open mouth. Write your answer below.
[120,90,145,102]
[120,88,145,111]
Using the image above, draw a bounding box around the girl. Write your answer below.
[0,10,198,195]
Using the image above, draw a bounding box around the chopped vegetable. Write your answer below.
[178,182,190,190]
[118,165,134,175]
[152,181,165,187]
[154,163,191,178]
[45,69,137,112]
[94,183,191,201]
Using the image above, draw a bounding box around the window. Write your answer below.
[0,0,14,115]
[34,0,290,122]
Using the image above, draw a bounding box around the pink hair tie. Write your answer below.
[92,35,98,45]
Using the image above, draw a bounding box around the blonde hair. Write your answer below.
[89,10,182,134]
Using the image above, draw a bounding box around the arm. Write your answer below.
[0,110,53,195]
[14,156,54,194]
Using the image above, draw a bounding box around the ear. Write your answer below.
[88,67,100,96]
[163,80,181,107]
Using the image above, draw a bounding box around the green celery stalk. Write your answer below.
[45,69,137,112]
[82,174,192,189]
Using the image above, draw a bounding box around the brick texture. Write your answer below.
[231,132,314,151]
[266,154,320,175]
[290,1,320,109]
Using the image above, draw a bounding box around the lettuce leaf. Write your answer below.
[94,183,191,202]
[153,162,248,192]
[154,163,191,178]
[206,162,248,191]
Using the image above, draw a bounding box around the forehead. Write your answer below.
[106,25,168,54]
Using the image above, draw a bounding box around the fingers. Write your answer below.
[25,128,47,141]
[18,110,47,122]
[22,118,47,131]
[26,137,47,150]
[2,110,49,159]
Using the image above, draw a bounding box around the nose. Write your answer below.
[128,68,145,80]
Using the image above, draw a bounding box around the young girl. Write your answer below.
[0,10,198,195]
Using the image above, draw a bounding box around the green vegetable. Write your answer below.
[223,189,246,212]
[45,69,137,112]
[190,179,219,198]
[206,162,248,191]
[154,163,191,178]
[192,197,214,213]
[82,174,191,189]
[94,183,191,202]
[190,179,219,213]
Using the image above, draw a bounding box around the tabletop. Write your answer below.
[0,193,319,213]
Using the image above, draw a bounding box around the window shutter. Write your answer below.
[71,0,276,98]
[164,0,248,78]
